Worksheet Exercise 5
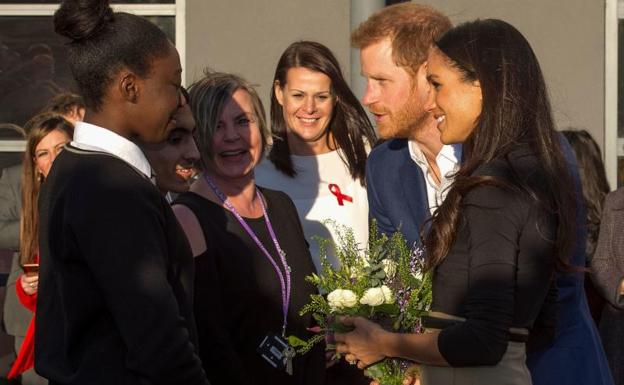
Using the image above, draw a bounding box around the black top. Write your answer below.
[36,145,207,385]
[432,148,558,367]
[176,188,325,385]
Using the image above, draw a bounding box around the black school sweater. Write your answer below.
[36,145,208,385]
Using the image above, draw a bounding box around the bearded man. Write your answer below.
[352,3,456,246]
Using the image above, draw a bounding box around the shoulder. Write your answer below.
[255,157,279,177]
[260,186,295,208]
[467,157,530,207]
[52,150,160,215]
[261,187,300,219]
[61,148,153,193]
[255,157,290,187]
[604,188,624,211]
[172,197,207,257]
[463,183,520,209]
[473,156,516,179]
[2,164,22,182]
[466,154,546,219]
[368,139,408,161]
[367,138,409,172]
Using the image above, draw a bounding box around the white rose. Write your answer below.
[327,289,358,311]
[382,259,397,278]
[380,285,395,304]
[359,285,394,306]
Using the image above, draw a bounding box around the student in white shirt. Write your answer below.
[35,1,208,384]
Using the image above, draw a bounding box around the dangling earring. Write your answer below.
[36,169,44,183]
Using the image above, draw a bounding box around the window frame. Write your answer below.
[606,0,618,189]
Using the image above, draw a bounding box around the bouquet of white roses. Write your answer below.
[288,221,432,385]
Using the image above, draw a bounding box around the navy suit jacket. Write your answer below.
[366,139,430,248]
[527,135,613,385]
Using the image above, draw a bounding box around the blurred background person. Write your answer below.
[139,87,199,201]
[524,126,613,385]
[592,186,624,385]
[256,41,376,271]
[0,44,62,126]
[174,71,325,385]
[4,113,73,384]
[39,92,85,124]
[0,124,27,252]
[562,129,611,324]
[0,93,83,255]
[0,122,26,381]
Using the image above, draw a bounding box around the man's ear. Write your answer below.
[119,71,140,104]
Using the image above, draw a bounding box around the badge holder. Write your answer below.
[257,333,296,375]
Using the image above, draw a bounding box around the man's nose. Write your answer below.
[362,81,377,106]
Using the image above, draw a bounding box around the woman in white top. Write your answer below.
[256,41,376,271]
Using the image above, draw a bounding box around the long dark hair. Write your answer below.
[269,41,376,186]
[54,0,171,111]
[425,19,576,271]
[20,113,73,264]
[561,129,610,258]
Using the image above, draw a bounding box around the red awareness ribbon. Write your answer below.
[328,183,353,206]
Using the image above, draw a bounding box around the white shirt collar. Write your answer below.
[407,140,460,167]
[71,121,152,178]
[407,140,461,215]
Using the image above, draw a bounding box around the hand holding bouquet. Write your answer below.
[288,222,431,385]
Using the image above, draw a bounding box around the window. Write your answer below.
[0,1,183,170]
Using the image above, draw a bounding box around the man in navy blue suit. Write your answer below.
[351,3,457,247]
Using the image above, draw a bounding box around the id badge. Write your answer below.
[257,332,295,375]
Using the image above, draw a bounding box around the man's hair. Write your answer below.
[351,3,452,72]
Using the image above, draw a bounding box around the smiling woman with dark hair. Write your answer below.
[334,19,585,385]
[256,41,376,271]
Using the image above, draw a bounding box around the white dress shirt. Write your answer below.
[71,121,152,179]
[408,140,460,215]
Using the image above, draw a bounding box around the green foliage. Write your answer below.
[289,220,432,385]
[364,359,406,385]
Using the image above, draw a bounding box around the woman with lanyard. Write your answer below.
[173,71,325,385]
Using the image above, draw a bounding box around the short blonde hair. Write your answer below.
[188,70,269,169]
[351,3,452,73]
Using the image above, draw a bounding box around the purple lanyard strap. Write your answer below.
[204,174,292,336]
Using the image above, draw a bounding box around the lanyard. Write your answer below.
[204,174,291,335]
